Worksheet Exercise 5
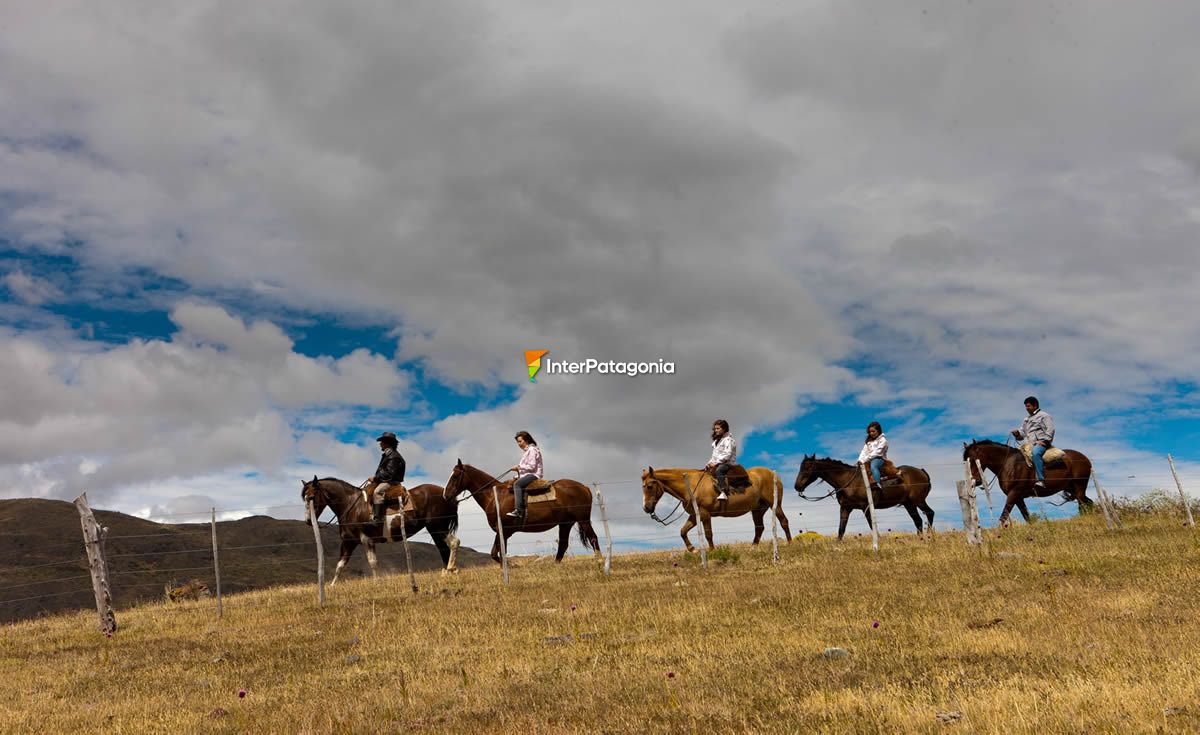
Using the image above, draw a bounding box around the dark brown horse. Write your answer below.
[301,476,460,585]
[793,455,934,540]
[443,460,601,563]
[962,439,1093,526]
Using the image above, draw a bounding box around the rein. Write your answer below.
[645,477,685,525]
[446,468,515,505]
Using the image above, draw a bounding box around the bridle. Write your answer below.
[794,463,845,502]
[643,475,685,526]
[301,479,336,529]
[443,467,514,504]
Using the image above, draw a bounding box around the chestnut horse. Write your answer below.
[641,466,791,552]
[443,460,601,563]
[963,439,1093,526]
[301,476,460,585]
[793,455,934,540]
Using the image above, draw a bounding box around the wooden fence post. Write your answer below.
[397,504,418,594]
[210,508,222,618]
[955,481,980,545]
[594,485,613,577]
[683,473,707,569]
[1090,473,1115,530]
[492,486,509,586]
[770,471,781,564]
[307,499,325,606]
[1167,454,1196,529]
[857,464,881,552]
[961,462,983,543]
[1091,472,1121,530]
[974,459,994,526]
[73,493,116,635]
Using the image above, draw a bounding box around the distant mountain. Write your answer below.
[0,498,491,624]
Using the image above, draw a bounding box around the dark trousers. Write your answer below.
[714,463,732,491]
[514,474,537,511]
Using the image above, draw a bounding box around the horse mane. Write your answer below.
[807,456,853,469]
[961,439,1009,460]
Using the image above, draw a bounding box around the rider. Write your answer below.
[705,419,737,501]
[1012,396,1055,490]
[857,421,889,490]
[507,431,542,520]
[369,431,407,524]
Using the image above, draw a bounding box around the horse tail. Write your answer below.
[773,470,783,507]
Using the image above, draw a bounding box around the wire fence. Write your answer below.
[2,457,1194,623]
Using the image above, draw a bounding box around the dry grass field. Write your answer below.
[2,513,1199,734]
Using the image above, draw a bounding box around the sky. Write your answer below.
[2,0,1198,555]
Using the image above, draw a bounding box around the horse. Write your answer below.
[443,460,602,563]
[962,439,1093,526]
[793,455,934,540]
[641,466,791,552]
[301,476,461,585]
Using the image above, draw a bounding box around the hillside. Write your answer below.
[1,513,1198,733]
[0,498,491,624]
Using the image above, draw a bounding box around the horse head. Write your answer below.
[963,439,1003,488]
[794,454,820,495]
[443,459,468,501]
[301,475,326,521]
[641,467,665,514]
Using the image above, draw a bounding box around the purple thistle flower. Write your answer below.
[872,620,880,629]
[238,688,246,699]
[570,604,577,612]
[667,672,675,679]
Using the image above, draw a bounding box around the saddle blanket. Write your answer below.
[526,483,557,504]
[1021,444,1067,468]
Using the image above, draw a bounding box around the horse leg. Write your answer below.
[999,494,1017,527]
[701,514,715,550]
[445,533,461,574]
[680,515,698,553]
[837,506,851,541]
[1016,497,1032,523]
[775,504,792,542]
[430,526,451,569]
[365,541,379,578]
[751,506,766,545]
[862,506,875,531]
[490,534,502,564]
[329,538,358,587]
[555,523,572,562]
[903,501,923,535]
[919,500,935,535]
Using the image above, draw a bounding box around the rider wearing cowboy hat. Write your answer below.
[369,431,407,524]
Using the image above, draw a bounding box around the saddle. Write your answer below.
[1020,444,1067,468]
[363,482,414,513]
[524,478,555,494]
[708,464,752,491]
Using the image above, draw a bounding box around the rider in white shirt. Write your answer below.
[705,419,737,501]
[857,421,889,489]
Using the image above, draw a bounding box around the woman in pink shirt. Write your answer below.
[508,431,543,519]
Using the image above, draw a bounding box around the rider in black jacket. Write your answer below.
[369,432,406,524]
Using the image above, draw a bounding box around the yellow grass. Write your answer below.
[3,514,1200,734]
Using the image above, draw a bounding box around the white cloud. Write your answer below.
[0,0,1197,543]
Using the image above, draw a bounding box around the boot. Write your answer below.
[372,502,387,524]
[506,505,526,520]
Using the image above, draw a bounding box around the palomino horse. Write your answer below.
[641,466,791,552]
[963,439,1093,526]
[793,455,934,540]
[443,460,602,563]
[301,476,461,585]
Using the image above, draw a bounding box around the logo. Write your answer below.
[525,349,550,382]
